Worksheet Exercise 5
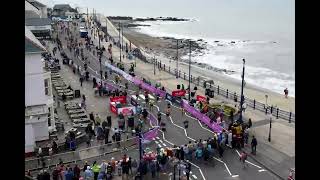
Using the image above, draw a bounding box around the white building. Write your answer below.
[25,27,55,153]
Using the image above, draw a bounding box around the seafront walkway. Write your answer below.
[86,17,295,179]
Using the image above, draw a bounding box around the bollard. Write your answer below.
[190,75,193,82]
[184,72,186,80]
[265,107,268,115]
[276,108,279,119]
[271,106,273,114]
[253,99,256,109]
[179,70,181,77]
[218,86,220,95]
[226,89,229,98]
[164,64,166,71]
[289,112,292,123]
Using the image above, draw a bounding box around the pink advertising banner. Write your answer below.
[182,99,223,133]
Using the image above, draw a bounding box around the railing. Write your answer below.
[25,137,137,171]
[145,59,295,122]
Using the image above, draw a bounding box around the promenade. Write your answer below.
[87,16,295,179]
[27,17,294,180]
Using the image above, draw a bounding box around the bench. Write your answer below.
[70,113,88,119]
[67,109,85,114]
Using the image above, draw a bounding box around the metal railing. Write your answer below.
[25,137,137,171]
[145,59,295,122]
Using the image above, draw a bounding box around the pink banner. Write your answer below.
[135,127,159,144]
[182,99,222,133]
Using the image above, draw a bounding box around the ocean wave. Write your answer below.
[134,21,295,97]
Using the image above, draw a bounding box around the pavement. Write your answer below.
[26,19,294,180]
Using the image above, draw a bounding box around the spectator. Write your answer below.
[284,88,289,98]
[251,136,258,155]
[64,167,74,180]
[84,166,93,180]
[74,165,81,179]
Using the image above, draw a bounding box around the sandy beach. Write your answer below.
[96,16,295,113]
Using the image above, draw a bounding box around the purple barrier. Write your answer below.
[182,99,223,133]
[135,127,160,144]
[104,82,118,91]
[105,62,167,97]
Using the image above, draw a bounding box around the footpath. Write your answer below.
[87,18,295,179]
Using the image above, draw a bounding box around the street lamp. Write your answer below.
[138,132,143,180]
[268,113,272,142]
[175,39,182,78]
[265,94,268,115]
[153,56,156,75]
[188,40,193,102]
[238,59,246,123]
[118,22,122,62]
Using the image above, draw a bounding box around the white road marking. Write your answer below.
[148,94,155,99]
[235,150,263,169]
[259,169,266,172]
[186,160,206,180]
[232,175,239,178]
[192,175,197,179]
[155,141,159,144]
[162,143,167,147]
[131,95,137,100]
[157,144,162,148]
[159,140,163,143]
[156,137,160,140]
[139,94,145,100]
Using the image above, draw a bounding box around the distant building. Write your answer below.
[25,0,47,18]
[52,4,72,17]
[25,18,52,39]
[25,27,55,154]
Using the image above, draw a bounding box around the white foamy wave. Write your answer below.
[134,21,295,97]
[181,50,295,96]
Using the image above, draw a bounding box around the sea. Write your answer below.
[41,0,295,97]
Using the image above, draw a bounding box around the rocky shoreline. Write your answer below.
[109,17,235,75]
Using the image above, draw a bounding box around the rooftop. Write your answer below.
[53,4,71,10]
[25,10,40,19]
[25,27,46,53]
[25,18,51,26]
[27,0,46,8]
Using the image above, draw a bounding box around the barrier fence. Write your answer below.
[25,137,137,171]
[153,60,295,122]
[108,35,295,122]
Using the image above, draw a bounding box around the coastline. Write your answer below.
[104,17,295,113]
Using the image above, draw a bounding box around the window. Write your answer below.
[48,107,51,126]
[44,79,50,95]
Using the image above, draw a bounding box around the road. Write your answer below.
[51,19,281,180]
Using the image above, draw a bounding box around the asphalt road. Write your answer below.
[53,20,280,180]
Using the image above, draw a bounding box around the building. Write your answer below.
[25,0,47,18]
[25,18,52,39]
[52,4,72,17]
[25,27,55,154]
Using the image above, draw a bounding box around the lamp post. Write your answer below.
[118,22,122,62]
[188,40,192,102]
[175,39,182,78]
[122,24,124,51]
[238,59,246,123]
[138,132,143,180]
[268,113,272,142]
[153,56,156,75]
[98,29,103,80]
